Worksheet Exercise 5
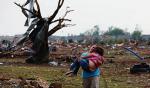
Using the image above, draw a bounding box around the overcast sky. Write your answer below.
[0,0,150,36]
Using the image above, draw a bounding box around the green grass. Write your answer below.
[0,64,82,88]
[0,56,150,88]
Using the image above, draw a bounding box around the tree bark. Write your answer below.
[26,20,49,64]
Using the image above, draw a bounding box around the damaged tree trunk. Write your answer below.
[26,21,49,63]
[15,0,73,64]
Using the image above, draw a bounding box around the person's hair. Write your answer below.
[93,46,104,56]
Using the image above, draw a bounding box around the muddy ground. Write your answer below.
[0,47,150,88]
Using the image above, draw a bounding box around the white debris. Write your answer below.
[48,61,58,66]
[0,62,3,65]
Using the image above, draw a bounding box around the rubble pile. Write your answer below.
[0,77,50,88]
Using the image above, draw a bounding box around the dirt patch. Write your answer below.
[0,77,49,88]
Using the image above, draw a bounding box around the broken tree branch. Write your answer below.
[48,0,64,23]
[50,19,71,24]
[35,0,42,18]
[14,2,38,18]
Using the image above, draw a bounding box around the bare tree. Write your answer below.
[15,0,73,64]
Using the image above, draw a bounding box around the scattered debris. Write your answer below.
[49,82,62,88]
[0,77,49,88]
[0,62,3,65]
[106,59,115,63]
[130,63,150,73]
[48,61,58,66]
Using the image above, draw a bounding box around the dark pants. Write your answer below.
[70,58,89,74]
